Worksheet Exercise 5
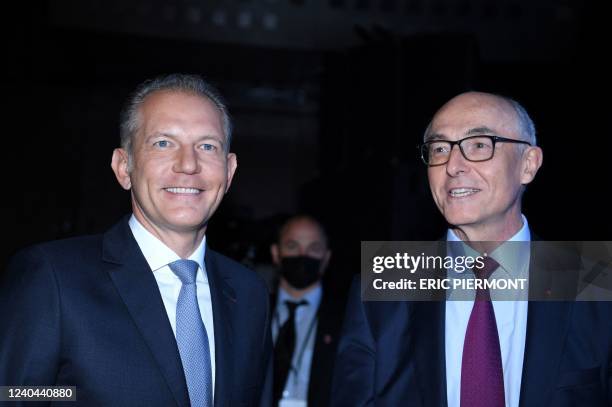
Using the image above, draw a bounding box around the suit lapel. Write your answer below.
[411,301,448,407]
[519,244,573,407]
[519,301,572,406]
[410,243,448,407]
[307,291,343,405]
[205,250,236,407]
[102,219,189,407]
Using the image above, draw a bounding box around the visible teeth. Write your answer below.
[450,188,479,197]
[165,187,200,194]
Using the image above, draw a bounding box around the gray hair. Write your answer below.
[506,97,536,146]
[422,92,537,146]
[119,73,232,164]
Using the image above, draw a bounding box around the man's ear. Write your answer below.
[111,148,132,190]
[520,146,543,185]
[270,244,280,266]
[321,250,332,274]
[224,153,238,193]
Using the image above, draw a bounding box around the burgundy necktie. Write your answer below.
[460,256,505,407]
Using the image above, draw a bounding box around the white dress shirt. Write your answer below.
[445,215,531,407]
[129,215,216,398]
[273,285,322,403]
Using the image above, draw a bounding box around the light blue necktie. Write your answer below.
[169,259,213,407]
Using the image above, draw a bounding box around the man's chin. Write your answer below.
[443,212,482,230]
[163,214,208,232]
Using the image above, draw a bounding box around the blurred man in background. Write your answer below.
[271,214,345,407]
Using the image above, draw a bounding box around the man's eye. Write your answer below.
[201,143,218,152]
[432,145,449,154]
[154,140,170,148]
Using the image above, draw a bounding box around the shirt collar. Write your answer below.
[128,215,207,279]
[277,284,323,310]
[446,214,531,243]
[446,214,531,277]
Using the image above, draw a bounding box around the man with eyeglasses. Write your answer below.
[331,91,612,406]
[420,93,539,243]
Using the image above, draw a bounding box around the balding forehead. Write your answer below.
[280,216,328,243]
[428,92,521,138]
[439,92,514,115]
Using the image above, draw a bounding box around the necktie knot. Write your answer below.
[473,256,500,280]
[285,299,307,316]
[169,259,199,285]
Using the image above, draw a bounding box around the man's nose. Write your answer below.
[445,144,469,176]
[299,248,309,256]
[173,146,201,174]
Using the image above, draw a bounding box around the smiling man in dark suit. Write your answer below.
[331,91,612,406]
[0,74,271,406]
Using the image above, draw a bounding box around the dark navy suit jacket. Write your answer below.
[331,244,612,406]
[0,217,272,407]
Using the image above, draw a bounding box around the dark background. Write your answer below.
[2,0,609,295]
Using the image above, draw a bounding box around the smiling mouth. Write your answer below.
[449,188,480,198]
[164,187,202,194]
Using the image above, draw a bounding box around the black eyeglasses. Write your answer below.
[419,135,531,166]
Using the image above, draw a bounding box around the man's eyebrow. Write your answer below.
[199,134,225,142]
[145,132,176,141]
[145,132,227,146]
[465,127,498,136]
[424,133,446,142]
